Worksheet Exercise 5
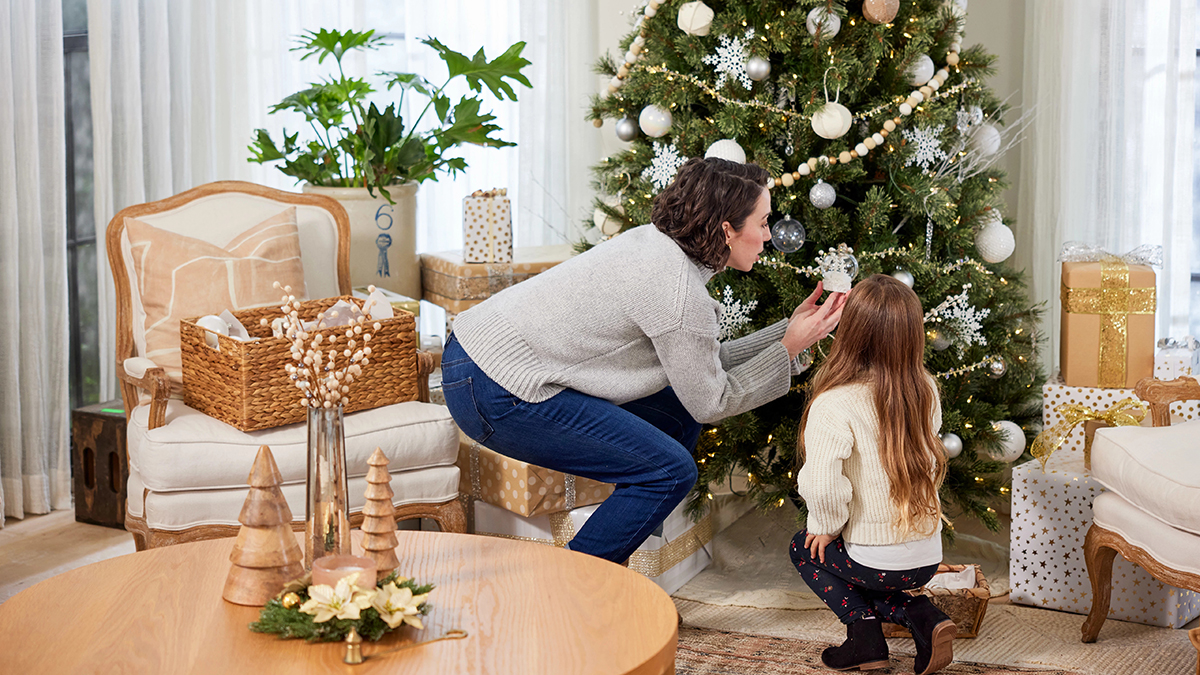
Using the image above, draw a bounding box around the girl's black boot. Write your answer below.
[820,616,890,671]
[899,596,955,675]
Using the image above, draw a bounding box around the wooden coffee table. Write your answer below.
[0,530,677,674]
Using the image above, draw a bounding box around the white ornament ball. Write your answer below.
[806,6,842,38]
[990,421,1026,462]
[747,56,772,82]
[908,54,936,86]
[592,197,625,236]
[863,0,900,24]
[809,180,836,209]
[196,314,230,349]
[638,105,673,138]
[975,214,1015,264]
[705,138,747,164]
[969,122,1002,156]
[677,0,715,36]
[615,117,638,142]
[941,432,963,459]
[891,269,915,288]
[811,102,853,139]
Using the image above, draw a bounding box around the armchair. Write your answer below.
[106,181,464,550]
[1082,376,1200,663]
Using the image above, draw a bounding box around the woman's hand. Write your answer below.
[782,282,847,358]
[804,532,836,564]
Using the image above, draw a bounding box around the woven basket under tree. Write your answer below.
[882,564,991,639]
[180,295,418,431]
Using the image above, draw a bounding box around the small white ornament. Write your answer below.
[703,29,756,90]
[197,314,229,349]
[816,246,858,293]
[806,6,842,37]
[642,141,689,192]
[809,180,836,209]
[639,105,673,138]
[908,54,935,86]
[812,102,853,139]
[969,123,1002,156]
[941,432,963,459]
[901,124,948,169]
[592,196,625,236]
[747,56,772,82]
[990,421,1026,462]
[891,269,915,288]
[677,0,715,36]
[975,213,1015,264]
[705,138,747,163]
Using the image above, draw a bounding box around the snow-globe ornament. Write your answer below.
[863,0,900,24]
[806,6,842,37]
[705,138,747,163]
[908,54,935,86]
[990,421,1026,462]
[746,56,772,82]
[809,180,836,209]
[816,245,858,293]
[638,105,673,138]
[677,1,715,37]
[770,216,806,253]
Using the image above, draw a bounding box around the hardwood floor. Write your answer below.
[0,510,136,604]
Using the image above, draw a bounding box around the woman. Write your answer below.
[442,157,845,564]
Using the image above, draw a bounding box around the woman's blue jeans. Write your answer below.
[441,334,701,564]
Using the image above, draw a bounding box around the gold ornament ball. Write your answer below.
[863,0,899,24]
[282,592,301,609]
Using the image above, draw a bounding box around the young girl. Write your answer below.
[792,274,955,674]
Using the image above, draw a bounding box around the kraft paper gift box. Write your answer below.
[457,435,614,518]
[1059,254,1156,389]
[1154,337,1200,381]
[1009,451,1200,627]
[462,188,513,263]
[419,244,574,307]
[473,499,714,595]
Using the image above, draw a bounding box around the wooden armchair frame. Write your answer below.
[1082,376,1200,666]
[105,181,464,549]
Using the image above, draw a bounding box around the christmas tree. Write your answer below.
[586,0,1044,533]
[224,445,306,606]
[361,448,401,573]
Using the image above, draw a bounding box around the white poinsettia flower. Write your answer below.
[371,582,429,629]
[298,573,374,623]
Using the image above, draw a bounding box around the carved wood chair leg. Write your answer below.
[1082,525,1118,643]
[129,531,147,552]
[434,498,467,534]
[1189,627,1200,675]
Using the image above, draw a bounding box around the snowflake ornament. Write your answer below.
[924,283,991,357]
[702,29,755,90]
[717,285,758,341]
[641,142,688,193]
[902,124,948,170]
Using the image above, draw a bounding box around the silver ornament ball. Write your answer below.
[806,6,842,37]
[770,216,807,253]
[928,327,951,351]
[891,269,915,288]
[809,180,836,210]
[987,356,1008,378]
[941,432,963,459]
[615,118,638,142]
[747,56,772,82]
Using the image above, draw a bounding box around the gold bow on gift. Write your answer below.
[1030,397,1148,471]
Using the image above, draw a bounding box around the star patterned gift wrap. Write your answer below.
[1154,339,1199,381]
[473,499,714,595]
[462,188,512,264]
[1041,375,1197,458]
[1009,451,1200,627]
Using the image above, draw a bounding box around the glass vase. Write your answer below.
[305,405,351,568]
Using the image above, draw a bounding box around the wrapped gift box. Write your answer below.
[1059,259,1155,389]
[1155,338,1199,381]
[473,499,713,595]
[1010,451,1200,627]
[462,189,513,263]
[1041,375,1197,460]
[458,435,614,517]
[420,244,574,309]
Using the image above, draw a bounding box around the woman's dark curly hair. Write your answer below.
[650,157,770,271]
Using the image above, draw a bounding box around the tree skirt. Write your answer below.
[676,627,1083,675]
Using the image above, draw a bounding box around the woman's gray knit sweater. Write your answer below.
[451,224,794,424]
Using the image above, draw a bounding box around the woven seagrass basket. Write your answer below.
[180,295,418,432]
[882,564,990,639]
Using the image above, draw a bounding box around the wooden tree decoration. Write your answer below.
[223,445,305,606]
[360,448,400,573]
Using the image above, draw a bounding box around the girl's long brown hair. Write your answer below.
[799,274,946,536]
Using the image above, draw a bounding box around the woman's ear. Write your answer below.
[721,220,733,242]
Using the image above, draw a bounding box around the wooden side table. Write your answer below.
[0,530,677,674]
[70,400,128,529]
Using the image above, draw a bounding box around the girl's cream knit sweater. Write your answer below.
[796,381,942,545]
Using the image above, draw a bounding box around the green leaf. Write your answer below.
[436,97,515,149]
[421,37,532,101]
[382,72,434,97]
[247,129,286,163]
[432,94,452,124]
[292,28,384,66]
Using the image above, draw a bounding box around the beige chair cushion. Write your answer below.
[127,399,458,493]
[1090,419,1200,535]
[1090,491,1200,577]
[123,207,308,393]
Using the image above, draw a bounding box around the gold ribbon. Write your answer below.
[1060,255,1156,388]
[1030,397,1148,471]
[479,512,714,579]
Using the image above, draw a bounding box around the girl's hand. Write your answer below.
[782,283,847,358]
[804,532,836,564]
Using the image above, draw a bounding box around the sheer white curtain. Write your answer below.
[1017,0,1195,373]
[90,0,591,394]
[0,1,71,525]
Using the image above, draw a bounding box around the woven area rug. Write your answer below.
[676,627,1083,674]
